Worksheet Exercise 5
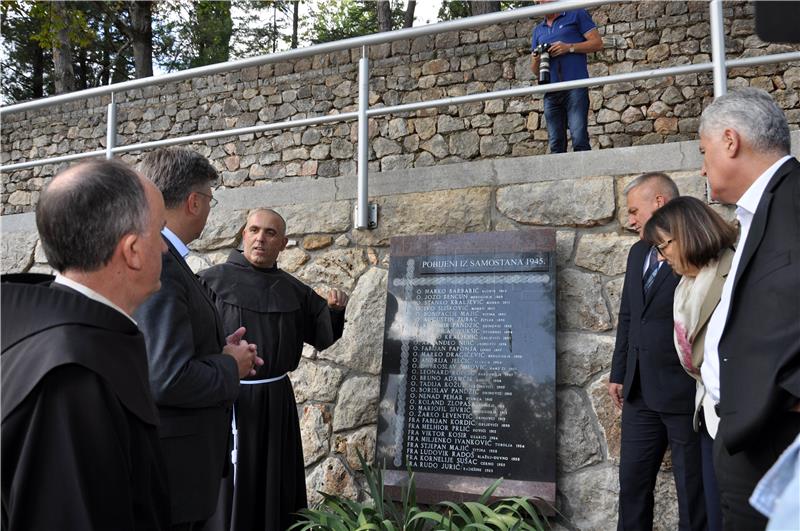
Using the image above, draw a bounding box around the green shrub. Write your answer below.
[291,452,552,531]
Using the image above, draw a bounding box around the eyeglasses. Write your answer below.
[195,191,218,208]
[656,239,673,257]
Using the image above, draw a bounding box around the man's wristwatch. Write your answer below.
[569,45,575,54]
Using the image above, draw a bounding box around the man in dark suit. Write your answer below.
[134,148,262,530]
[699,88,800,529]
[609,172,706,530]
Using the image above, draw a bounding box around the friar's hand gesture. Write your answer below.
[327,288,349,311]
[223,326,263,378]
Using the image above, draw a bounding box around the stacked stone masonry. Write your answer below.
[4,126,800,528]
[2,0,800,527]
[2,0,799,213]
[12,132,791,529]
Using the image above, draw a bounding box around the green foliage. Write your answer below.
[1,0,52,100]
[27,0,94,50]
[230,0,293,58]
[291,452,552,531]
[1,0,134,102]
[305,0,405,44]
[437,0,471,21]
[437,0,536,21]
[155,0,233,71]
[193,1,233,67]
[306,0,375,44]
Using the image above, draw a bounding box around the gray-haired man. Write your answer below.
[609,172,707,530]
[699,88,800,529]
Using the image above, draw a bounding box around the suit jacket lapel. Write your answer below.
[163,237,224,342]
[731,192,772,297]
[633,243,648,309]
[643,260,672,310]
[729,158,798,297]
[697,248,734,333]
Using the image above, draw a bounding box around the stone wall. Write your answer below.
[2,0,799,214]
[4,135,798,529]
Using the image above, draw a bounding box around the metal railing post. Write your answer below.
[356,46,370,230]
[709,0,728,97]
[106,93,116,159]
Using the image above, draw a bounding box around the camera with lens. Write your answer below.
[533,42,551,84]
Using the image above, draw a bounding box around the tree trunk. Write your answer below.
[272,4,277,52]
[470,1,500,16]
[51,0,76,94]
[127,1,153,77]
[76,46,87,89]
[403,0,416,28]
[377,0,392,32]
[101,17,111,85]
[291,0,299,49]
[32,44,44,98]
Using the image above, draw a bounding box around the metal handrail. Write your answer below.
[4,51,798,174]
[0,0,610,117]
[1,0,798,229]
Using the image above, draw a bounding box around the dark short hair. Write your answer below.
[36,159,149,272]
[138,148,218,209]
[623,171,680,200]
[643,196,737,271]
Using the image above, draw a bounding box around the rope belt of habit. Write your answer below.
[231,373,288,484]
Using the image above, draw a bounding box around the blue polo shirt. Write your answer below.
[531,9,597,83]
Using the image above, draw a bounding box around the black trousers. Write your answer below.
[618,392,707,531]
[713,412,800,531]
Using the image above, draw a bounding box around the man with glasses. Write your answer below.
[608,172,706,530]
[135,148,263,530]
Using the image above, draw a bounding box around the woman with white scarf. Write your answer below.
[642,196,738,531]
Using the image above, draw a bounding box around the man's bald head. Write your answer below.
[242,208,289,268]
[246,208,287,237]
[37,159,150,272]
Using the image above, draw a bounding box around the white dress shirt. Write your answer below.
[161,226,190,261]
[702,155,792,403]
[54,273,136,324]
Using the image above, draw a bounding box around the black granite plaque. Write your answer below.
[377,231,556,506]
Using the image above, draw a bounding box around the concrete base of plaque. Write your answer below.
[376,231,557,509]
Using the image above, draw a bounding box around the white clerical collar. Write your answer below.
[736,155,792,217]
[54,274,137,325]
[161,226,190,260]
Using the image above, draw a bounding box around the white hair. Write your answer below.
[699,88,790,155]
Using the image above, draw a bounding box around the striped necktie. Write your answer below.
[643,246,660,295]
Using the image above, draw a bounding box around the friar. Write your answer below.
[200,208,349,530]
[1,160,171,530]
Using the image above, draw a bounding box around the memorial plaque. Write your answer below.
[376,231,556,506]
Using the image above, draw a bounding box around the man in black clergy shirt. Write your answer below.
[2,160,171,530]
[134,148,262,530]
[200,208,348,531]
[608,172,706,531]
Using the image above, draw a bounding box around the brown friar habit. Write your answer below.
[1,274,170,531]
[200,250,345,531]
